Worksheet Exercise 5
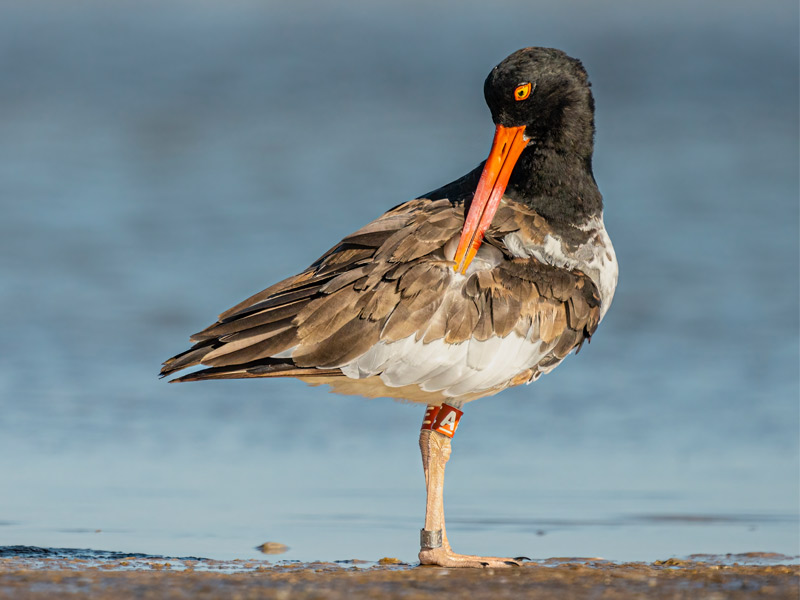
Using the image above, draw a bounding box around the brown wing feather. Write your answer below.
[161,198,459,379]
[161,197,603,398]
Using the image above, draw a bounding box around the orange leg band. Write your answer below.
[421,404,463,438]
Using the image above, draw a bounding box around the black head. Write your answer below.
[484,47,595,156]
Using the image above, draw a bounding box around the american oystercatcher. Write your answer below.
[162,47,618,568]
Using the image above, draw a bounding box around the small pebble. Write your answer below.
[256,542,289,555]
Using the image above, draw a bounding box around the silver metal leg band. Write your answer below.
[420,528,443,550]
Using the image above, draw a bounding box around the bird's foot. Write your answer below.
[419,546,526,568]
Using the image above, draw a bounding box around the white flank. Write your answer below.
[340,332,553,398]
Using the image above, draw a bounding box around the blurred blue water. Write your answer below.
[0,0,797,563]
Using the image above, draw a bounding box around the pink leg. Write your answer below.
[417,414,524,568]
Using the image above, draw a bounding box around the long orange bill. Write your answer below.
[453,124,528,273]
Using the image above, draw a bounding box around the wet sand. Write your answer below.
[0,556,796,599]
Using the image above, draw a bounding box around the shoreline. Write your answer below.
[1,556,797,599]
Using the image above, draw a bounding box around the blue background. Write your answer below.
[1,0,797,562]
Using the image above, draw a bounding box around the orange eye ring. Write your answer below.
[514,82,532,101]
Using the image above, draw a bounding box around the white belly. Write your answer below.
[339,330,553,399]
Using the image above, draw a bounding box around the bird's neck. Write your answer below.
[505,143,603,227]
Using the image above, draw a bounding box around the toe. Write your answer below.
[420,548,524,568]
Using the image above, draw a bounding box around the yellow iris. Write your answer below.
[514,82,532,101]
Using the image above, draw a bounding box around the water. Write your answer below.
[0,0,797,564]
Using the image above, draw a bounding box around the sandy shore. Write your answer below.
[0,556,797,599]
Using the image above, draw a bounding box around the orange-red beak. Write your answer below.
[453,124,528,273]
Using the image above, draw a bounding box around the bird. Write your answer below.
[161,47,618,568]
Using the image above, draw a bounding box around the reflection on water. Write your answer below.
[0,0,797,563]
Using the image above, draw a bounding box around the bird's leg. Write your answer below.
[418,404,523,568]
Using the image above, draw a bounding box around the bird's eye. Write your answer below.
[514,83,532,101]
